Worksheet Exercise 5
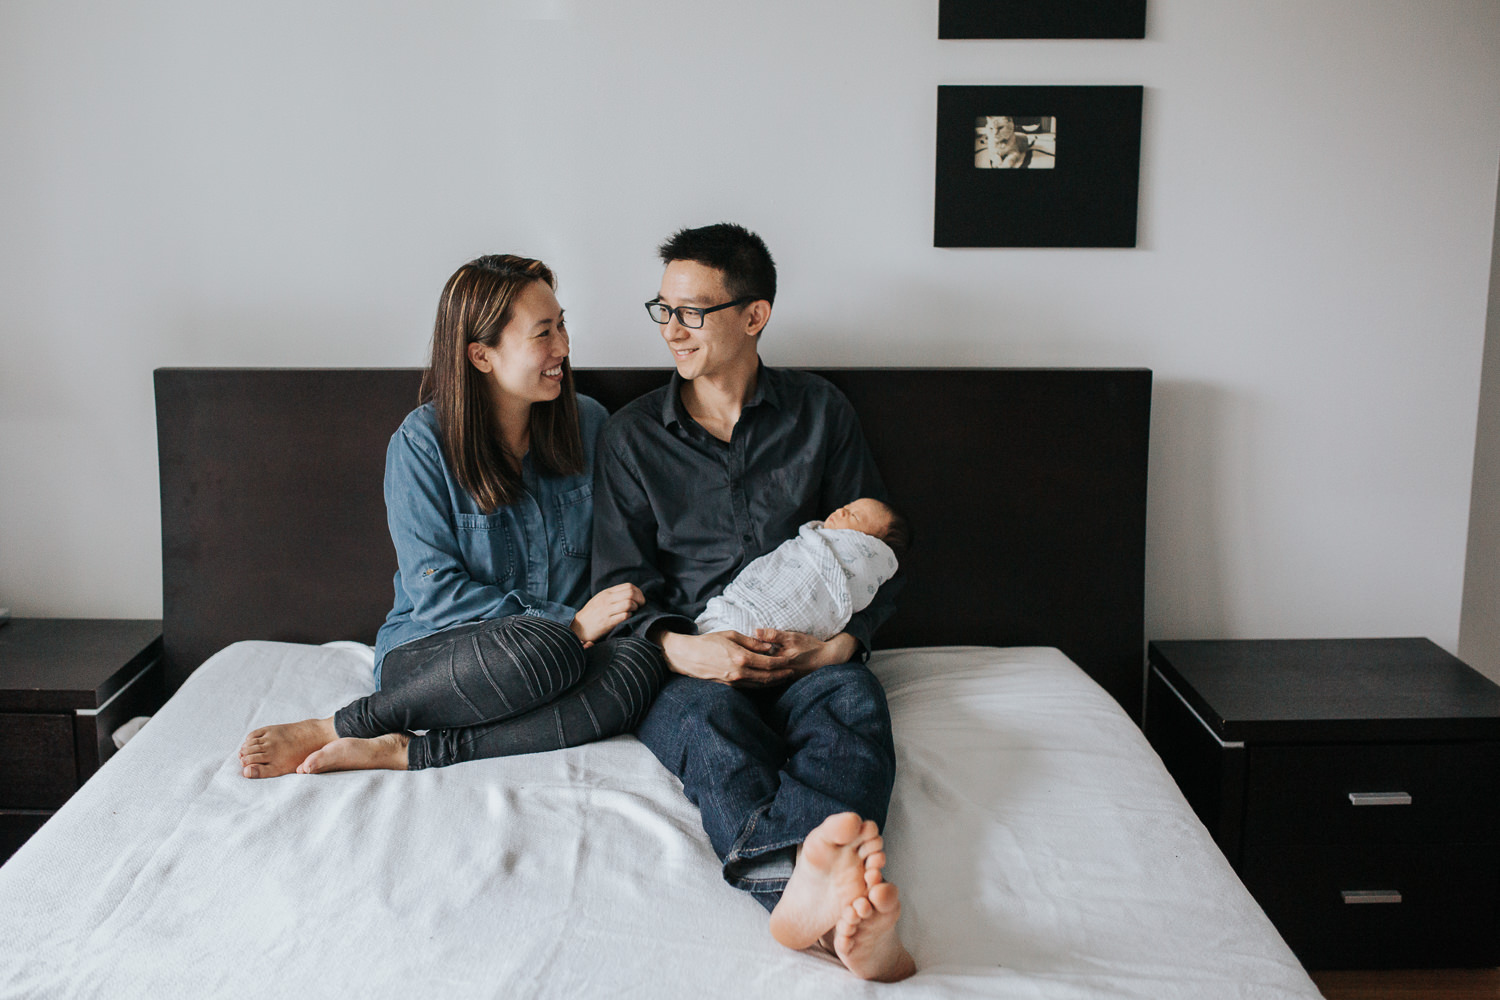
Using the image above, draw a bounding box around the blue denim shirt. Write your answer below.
[374,395,608,683]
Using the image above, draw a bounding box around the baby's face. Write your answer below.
[824,498,892,539]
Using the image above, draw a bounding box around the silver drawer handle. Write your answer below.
[1342,890,1402,905]
[1348,792,1412,807]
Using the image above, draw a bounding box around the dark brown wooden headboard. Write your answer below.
[155,368,1151,716]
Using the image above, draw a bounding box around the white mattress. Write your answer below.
[0,643,1321,999]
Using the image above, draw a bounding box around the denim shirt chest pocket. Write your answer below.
[555,483,592,560]
[453,510,518,586]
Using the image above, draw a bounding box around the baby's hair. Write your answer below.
[873,500,913,562]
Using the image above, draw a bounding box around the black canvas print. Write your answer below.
[934,85,1142,248]
[939,0,1146,39]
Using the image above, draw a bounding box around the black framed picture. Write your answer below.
[933,85,1143,248]
[939,0,1146,39]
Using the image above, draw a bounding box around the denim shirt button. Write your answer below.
[741,533,753,543]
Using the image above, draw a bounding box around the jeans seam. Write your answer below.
[512,619,545,699]
[579,692,602,738]
[471,632,514,713]
[408,736,432,770]
[723,801,769,868]
[722,802,805,878]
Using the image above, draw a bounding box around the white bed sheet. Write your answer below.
[0,643,1321,999]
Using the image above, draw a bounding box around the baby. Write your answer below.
[695,498,910,641]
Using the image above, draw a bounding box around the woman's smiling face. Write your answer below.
[468,279,570,407]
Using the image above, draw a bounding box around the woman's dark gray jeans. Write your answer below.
[334,616,665,769]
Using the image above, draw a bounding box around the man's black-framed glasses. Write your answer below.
[644,297,752,329]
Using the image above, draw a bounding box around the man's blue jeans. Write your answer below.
[635,661,897,912]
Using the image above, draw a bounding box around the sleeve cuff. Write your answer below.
[522,603,577,628]
[844,616,874,663]
[618,608,697,644]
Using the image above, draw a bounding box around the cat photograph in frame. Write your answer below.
[933,85,1143,249]
[939,0,1147,39]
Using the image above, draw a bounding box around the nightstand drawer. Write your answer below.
[1241,843,1500,968]
[0,713,77,809]
[1243,742,1500,845]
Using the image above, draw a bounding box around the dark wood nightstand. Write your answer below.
[1145,638,1500,970]
[0,618,164,863]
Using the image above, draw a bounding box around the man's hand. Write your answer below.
[753,630,860,676]
[658,630,796,686]
[570,583,645,646]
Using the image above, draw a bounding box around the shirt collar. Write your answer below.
[661,360,781,429]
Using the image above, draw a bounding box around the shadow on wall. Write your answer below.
[1145,379,1236,641]
[1458,163,1500,685]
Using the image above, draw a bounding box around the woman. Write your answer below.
[238,255,663,777]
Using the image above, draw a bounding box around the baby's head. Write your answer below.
[824,498,912,561]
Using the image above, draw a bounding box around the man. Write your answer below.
[592,223,915,982]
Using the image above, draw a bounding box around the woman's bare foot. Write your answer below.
[834,882,916,982]
[239,717,338,778]
[768,812,884,951]
[296,733,410,773]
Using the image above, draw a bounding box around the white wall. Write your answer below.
[1461,166,1500,682]
[2,1,1498,654]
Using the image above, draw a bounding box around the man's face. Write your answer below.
[656,260,759,381]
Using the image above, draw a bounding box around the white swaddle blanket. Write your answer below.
[695,521,899,639]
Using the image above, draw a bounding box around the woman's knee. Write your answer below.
[416,615,587,707]
[599,637,667,715]
[383,614,581,675]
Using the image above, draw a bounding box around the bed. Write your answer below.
[0,367,1323,999]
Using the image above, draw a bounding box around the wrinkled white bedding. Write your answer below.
[0,643,1320,999]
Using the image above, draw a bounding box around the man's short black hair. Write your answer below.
[658,222,777,306]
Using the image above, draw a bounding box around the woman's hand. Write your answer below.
[753,629,860,676]
[570,583,645,645]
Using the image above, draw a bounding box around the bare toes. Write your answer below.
[835,906,859,943]
[825,812,864,846]
[858,836,883,859]
[868,881,900,913]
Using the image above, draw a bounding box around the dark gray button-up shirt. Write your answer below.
[591,365,899,658]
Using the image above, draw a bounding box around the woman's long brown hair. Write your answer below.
[418,255,583,512]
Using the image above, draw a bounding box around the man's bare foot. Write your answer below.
[296,733,410,773]
[768,812,884,951]
[834,882,916,982]
[238,718,338,778]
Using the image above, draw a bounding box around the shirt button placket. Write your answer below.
[729,436,752,550]
[524,491,547,596]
